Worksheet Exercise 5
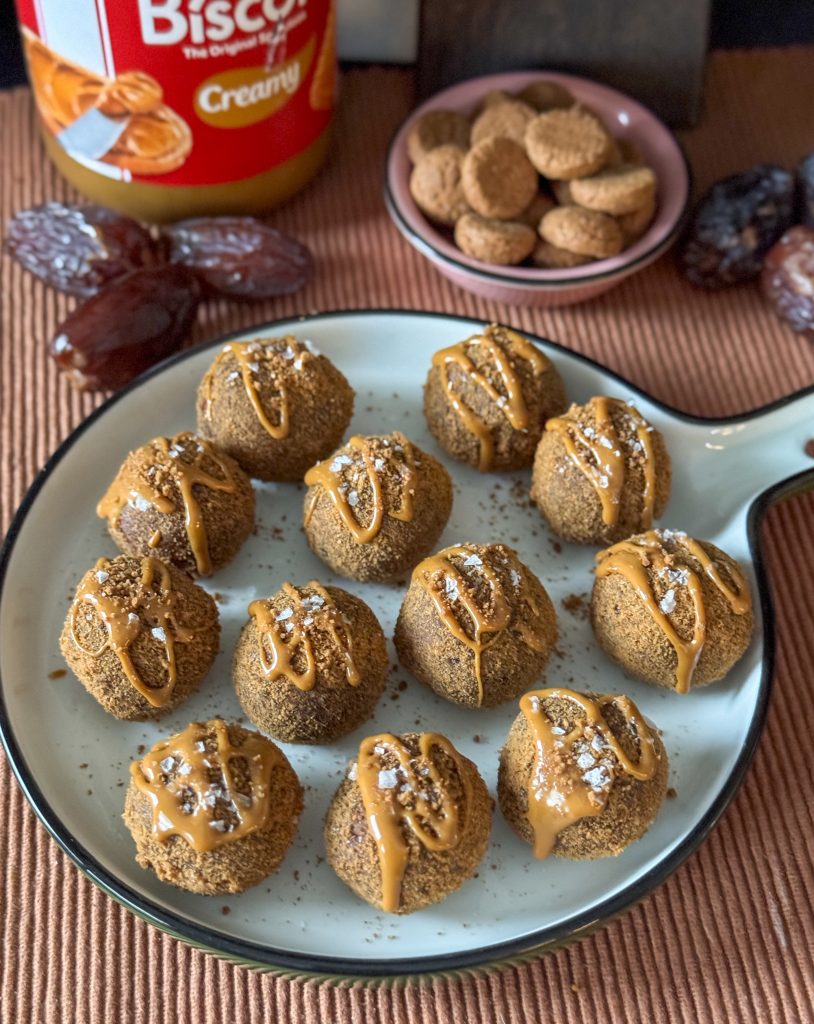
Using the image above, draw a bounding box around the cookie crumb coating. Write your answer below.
[124,720,303,895]
[394,542,558,708]
[60,554,219,720]
[498,691,668,859]
[233,583,388,743]
[591,530,753,692]
[324,731,493,914]
[424,323,567,472]
[196,337,355,483]
[531,397,671,545]
[303,433,453,582]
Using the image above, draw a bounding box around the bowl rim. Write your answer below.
[384,69,692,288]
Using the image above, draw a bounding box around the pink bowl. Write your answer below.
[385,71,690,307]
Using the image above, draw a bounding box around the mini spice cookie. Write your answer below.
[470,98,536,147]
[531,240,592,269]
[524,107,613,180]
[517,192,556,229]
[406,109,471,163]
[461,136,538,220]
[409,144,470,225]
[539,206,624,259]
[617,196,657,243]
[454,213,536,265]
[570,163,657,215]
[517,79,575,112]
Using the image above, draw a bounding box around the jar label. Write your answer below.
[16,0,335,186]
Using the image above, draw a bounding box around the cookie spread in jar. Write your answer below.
[15,0,336,221]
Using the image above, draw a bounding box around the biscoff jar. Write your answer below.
[15,0,336,221]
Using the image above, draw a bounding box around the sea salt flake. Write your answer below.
[444,576,459,600]
[463,554,482,567]
[550,724,565,735]
[194,741,206,753]
[667,568,689,586]
[210,819,228,832]
[94,569,109,583]
[177,762,192,776]
[347,762,358,781]
[303,616,314,626]
[303,339,321,356]
[348,490,360,507]
[576,751,596,771]
[582,766,610,791]
[378,766,400,788]
[374,458,385,471]
[276,608,294,621]
[659,589,677,614]
[509,568,521,587]
[159,756,175,772]
[151,626,166,642]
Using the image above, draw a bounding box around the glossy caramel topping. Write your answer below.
[355,732,471,913]
[248,581,359,691]
[595,529,750,694]
[432,324,551,471]
[98,71,163,117]
[97,434,240,576]
[546,397,657,528]
[304,433,417,544]
[70,556,211,707]
[203,338,314,440]
[130,719,281,852]
[521,688,658,859]
[411,544,549,706]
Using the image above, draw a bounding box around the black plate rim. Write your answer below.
[1,308,812,978]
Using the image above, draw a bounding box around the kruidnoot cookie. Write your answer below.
[409,144,470,225]
[455,213,536,265]
[570,163,657,215]
[470,98,537,147]
[524,107,613,180]
[462,136,538,220]
[539,206,624,259]
[407,109,471,164]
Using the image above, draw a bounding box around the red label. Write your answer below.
[16,0,335,186]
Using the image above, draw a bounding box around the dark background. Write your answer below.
[1,0,812,88]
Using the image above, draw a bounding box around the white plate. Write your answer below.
[1,310,812,979]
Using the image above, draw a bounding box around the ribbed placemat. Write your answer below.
[1,48,813,1024]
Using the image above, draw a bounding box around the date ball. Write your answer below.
[60,554,219,720]
[124,719,303,895]
[97,431,255,577]
[303,432,453,583]
[498,688,668,859]
[592,528,753,693]
[531,396,671,546]
[197,336,355,482]
[394,542,557,708]
[233,581,388,744]
[324,731,492,914]
[424,322,567,472]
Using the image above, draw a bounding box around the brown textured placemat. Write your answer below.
[2,48,814,1024]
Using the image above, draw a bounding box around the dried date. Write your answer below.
[49,266,200,391]
[761,226,814,337]
[162,216,313,300]
[797,152,814,228]
[5,202,159,298]
[681,165,795,288]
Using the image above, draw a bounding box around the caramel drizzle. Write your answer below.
[130,719,281,852]
[303,433,417,544]
[521,688,658,859]
[546,397,656,528]
[248,581,360,691]
[97,434,239,576]
[411,544,548,706]
[595,530,750,694]
[203,338,313,440]
[70,556,210,707]
[432,324,551,472]
[355,732,472,913]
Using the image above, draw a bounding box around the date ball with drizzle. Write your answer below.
[498,688,668,859]
[530,396,671,545]
[324,731,492,914]
[124,718,303,895]
[97,431,255,577]
[196,336,355,482]
[394,542,557,708]
[60,554,219,720]
[591,528,753,693]
[302,431,453,583]
[423,323,567,472]
[232,581,388,744]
